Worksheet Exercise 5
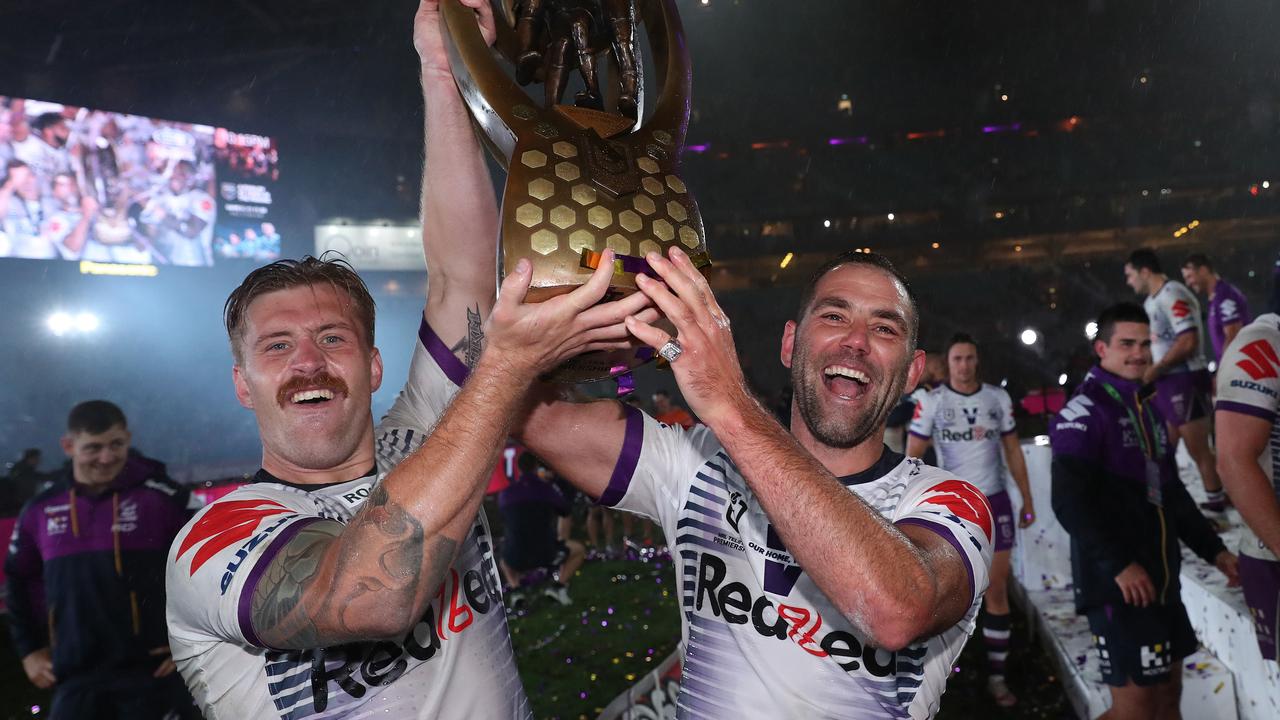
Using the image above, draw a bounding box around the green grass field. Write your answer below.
[508,556,682,719]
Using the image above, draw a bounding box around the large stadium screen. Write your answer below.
[0,96,281,269]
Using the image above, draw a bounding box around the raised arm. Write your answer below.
[619,248,977,651]
[415,0,500,359]
[411,1,653,500]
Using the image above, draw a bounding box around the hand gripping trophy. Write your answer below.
[441,0,708,382]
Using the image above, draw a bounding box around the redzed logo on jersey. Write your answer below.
[176,499,292,575]
[913,402,923,420]
[1237,340,1280,380]
[1171,300,1192,319]
[919,480,993,541]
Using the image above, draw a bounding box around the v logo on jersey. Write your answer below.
[762,525,802,597]
[1237,340,1280,380]
[1171,299,1192,319]
[176,499,292,575]
[961,406,980,426]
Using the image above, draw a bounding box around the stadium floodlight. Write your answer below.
[1019,328,1038,346]
[1058,373,1068,386]
[1085,321,1098,340]
[75,312,100,333]
[47,312,74,337]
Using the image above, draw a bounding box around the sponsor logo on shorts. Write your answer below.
[1139,643,1173,675]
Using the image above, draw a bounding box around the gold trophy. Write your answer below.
[442,0,708,382]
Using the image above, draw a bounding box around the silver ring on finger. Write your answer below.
[657,338,683,363]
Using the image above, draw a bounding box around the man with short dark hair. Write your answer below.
[137,158,215,266]
[13,111,72,191]
[1124,248,1227,512]
[1181,253,1251,364]
[422,213,996,716]
[5,400,196,719]
[907,332,1034,707]
[1050,303,1237,719]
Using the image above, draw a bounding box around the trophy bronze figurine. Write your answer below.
[441,0,709,383]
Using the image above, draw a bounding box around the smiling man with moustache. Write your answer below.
[162,1,655,717]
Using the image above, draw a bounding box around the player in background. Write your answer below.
[1181,254,1251,364]
[1214,312,1280,662]
[138,159,215,266]
[1051,302,1237,718]
[907,333,1035,707]
[1124,248,1227,513]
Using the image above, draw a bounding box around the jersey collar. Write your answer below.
[837,445,905,486]
[253,466,378,491]
[944,382,982,397]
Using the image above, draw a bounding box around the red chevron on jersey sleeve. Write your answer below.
[1171,299,1192,319]
[176,499,292,575]
[1237,339,1280,380]
[919,480,993,541]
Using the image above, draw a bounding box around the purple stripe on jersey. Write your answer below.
[598,404,644,507]
[895,517,976,601]
[908,430,931,440]
[1175,326,1197,337]
[1215,399,1277,422]
[238,516,323,649]
[418,317,470,386]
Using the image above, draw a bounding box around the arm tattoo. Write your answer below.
[449,305,485,369]
[250,485,458,650]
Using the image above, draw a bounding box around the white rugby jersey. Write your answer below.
[166,320,530,720]
[1215,313,1280,562]
[908,384,1016,497]
[142,188,215,266]
[601,410,993,719]
[1144,280,1208,372]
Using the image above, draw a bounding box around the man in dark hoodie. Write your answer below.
[1050,304,1238,719]
[4,400,197,719]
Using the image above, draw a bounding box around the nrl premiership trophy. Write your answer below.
[442,0,708,382]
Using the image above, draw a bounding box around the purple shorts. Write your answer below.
[1153,369,1212,427]
[1239,554,1280,661]
[987,490,1016,553]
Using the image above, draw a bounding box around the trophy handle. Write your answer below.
[440,0,531,166]
[636,0,691,155]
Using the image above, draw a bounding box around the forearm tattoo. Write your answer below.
[449,305,485,369]
[250,485,457,650]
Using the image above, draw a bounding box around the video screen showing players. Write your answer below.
[0,96,281,267]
